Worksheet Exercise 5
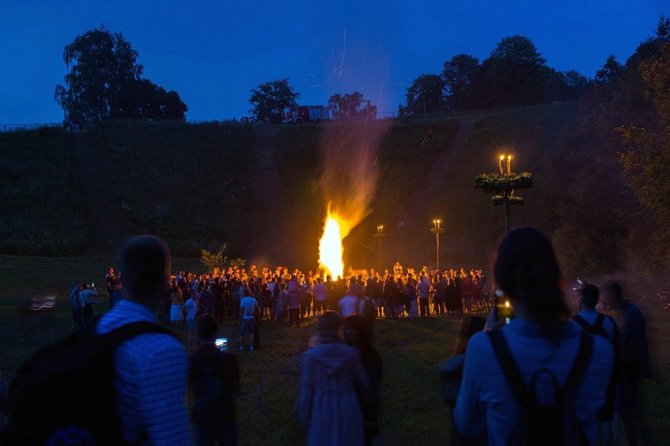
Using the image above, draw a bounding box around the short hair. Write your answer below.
[317,311,343,342]
[196,314,217,341]
[601,280,623,302]
[120,235,170,301]
[580,284,600,309]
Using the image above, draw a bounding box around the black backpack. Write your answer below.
[487,329,593,446]
[6,316,175,445]
[573,313,610,340]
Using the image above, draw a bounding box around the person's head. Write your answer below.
[453,316,487,355]
[120,235,171,307]
[580,284,600,310]
[493,228,569,340]
[343,315,371,349]
[600,280,624,309]
[316,311,343,343]
[196,314,218,343]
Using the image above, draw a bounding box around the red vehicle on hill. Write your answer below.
[282,105,332,123]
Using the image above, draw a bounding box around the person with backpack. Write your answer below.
[600,280,651,446]
[454,228,614,445]
[573,284,618,445]
[190,314,240,446]
[574,284,616,344]
[8,235,190,446]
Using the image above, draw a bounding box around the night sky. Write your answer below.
[1,0,667,125]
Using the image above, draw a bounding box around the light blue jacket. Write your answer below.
[454,318,614,445]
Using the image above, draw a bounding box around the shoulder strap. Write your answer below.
[594,313,605,328]
[561,332,593,408]
[81,316,176,347]
[572,315,589,330]
[487,329,529,406]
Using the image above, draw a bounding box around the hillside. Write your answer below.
[0,103,642,277]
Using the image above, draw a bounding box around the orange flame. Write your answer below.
[318,203,359,279]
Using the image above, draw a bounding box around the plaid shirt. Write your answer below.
[97,299,191,445]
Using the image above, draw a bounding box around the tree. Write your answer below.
[116,79,187,120]
[55,27,187,126]
[399,74,445,116]
[249,78,299,122]
[478,35,549,107]
[55,27,142,126]
[489,35,546,67]
[328,92,377,120]
[619,42,670,263]
[442,54,481,110]
[595,55,625,85]
[561,70,592,98]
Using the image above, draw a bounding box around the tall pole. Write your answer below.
[475,154,532,234]
[430,219,445,270]
[500,154,512,233]
[373,225,386,275]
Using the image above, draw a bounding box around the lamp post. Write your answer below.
[430,219,445,270]
[372,225,386,275]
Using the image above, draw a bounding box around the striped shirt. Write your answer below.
[97,299,191,445]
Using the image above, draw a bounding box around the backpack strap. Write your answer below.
[79,315,176,347]
[487,329,529,406]
[489,329,594,409]
[561,332,593,408]
[572,315,589,330]
[594,313,605,329]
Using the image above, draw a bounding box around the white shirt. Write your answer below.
[339,295,358,317]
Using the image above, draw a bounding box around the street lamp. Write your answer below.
[372,225,386,275]
[430,219,445,270]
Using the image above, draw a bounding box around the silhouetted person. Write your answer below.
[298,311,372,446]
[190,314,240,446]
[454,228,614,445]
[600,280,651,446]
[96,235,190,444]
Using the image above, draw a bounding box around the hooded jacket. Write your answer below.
[298,341,371,446]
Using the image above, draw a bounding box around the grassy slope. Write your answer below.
[0,256,668,445]
[0,127,87,255]
[0,103,642,278]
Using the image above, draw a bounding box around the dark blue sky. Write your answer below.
[1,0,667,124]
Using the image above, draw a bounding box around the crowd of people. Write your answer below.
[95,262,492,328]
[9,229,653,446]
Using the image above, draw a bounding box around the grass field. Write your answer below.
[1,255,668,445]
